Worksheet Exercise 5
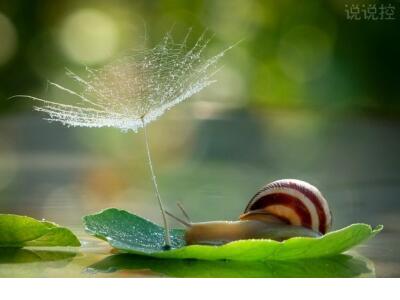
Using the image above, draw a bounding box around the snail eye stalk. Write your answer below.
[177,202,191,223]
[165,210,192,228]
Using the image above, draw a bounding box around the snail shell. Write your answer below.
[241,179,332,234]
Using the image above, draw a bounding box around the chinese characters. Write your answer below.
[345,3,396,20]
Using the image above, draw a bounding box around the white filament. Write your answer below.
[142,118,171,246]
[17,31,233,132]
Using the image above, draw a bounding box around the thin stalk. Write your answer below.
[142,119,171,249]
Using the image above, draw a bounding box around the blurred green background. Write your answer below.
[0,0,399,115]
[0,0,399,276]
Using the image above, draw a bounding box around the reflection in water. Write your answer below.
[86,253,375,278]
[0,248,77,277]
[0,248,76,264]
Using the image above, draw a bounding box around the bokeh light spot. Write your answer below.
[0,13,18,66]
[59,9,119,65]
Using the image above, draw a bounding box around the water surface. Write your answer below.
[0,110,398,277]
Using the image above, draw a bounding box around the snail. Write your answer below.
[166,179,332,246]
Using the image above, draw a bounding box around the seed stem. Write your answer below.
[142,119,171,249]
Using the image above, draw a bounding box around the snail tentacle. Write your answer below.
[165,210,192,227]
[177,202,192,223]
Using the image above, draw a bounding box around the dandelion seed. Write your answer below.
[13,30,233,249]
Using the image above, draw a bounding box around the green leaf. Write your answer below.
[0,214,81,248]
[83,208,382,261]
[87,253,375,277]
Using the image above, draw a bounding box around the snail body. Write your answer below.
[184,219,320,245]
[167,179,332,246]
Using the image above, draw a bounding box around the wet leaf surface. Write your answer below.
[0,214,81,248]
[83,208,382,261]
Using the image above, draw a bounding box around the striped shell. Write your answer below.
[241,179,332,234]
